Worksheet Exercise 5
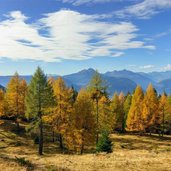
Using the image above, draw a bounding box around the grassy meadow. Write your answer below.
[0,120,170,171]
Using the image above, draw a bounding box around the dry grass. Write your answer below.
[0,120,171,171]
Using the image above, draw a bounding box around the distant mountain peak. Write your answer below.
[78,68,96,74]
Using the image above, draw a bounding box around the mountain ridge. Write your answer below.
[1,68,171,95]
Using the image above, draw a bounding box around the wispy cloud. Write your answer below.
[0,10,154,62]
[161,64,171,71]
[154,28,171,39]
[115,0,171,19]
[58,0,171,19]
[140,65,154,69]
[57,0,118,6]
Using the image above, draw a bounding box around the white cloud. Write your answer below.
[57,0,117,6]
[154,28,171,38]
[140,65,154,69]
[0,10,154,62]
[115,0,171,19]
[162,64,171,71]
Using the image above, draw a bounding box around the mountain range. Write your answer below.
[1,69,171,95]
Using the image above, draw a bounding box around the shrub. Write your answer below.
[96,130,112,153]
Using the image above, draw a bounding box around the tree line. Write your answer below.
[0,67,171,155]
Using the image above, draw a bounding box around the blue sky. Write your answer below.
[0,0,171,75]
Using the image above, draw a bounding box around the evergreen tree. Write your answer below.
[99,96,113,133]
[69,86,78,106]
[126,86,144,132]
[26,67,55,155]
[19,79,27,119]
[96,130,112,153]
[87,70,107,144]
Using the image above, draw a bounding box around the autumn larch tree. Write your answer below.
[159,93,171,136]
[72,89,96,154]
[126,85,144,132]
[110,92,121,132]
[123,93,132,132]
[5,72,27,128]
[142,83,158,134]
[0,89,5,121]
[26,67,55,155]
[52,76,73,150]
[118,92,125,132]
[159,93,167,136]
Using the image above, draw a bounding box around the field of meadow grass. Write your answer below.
[0,120,171,171]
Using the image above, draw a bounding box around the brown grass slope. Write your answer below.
[0,120,171,171]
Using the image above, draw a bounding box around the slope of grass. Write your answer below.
[0,120,171,171]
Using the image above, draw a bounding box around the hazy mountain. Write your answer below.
[139,71,171,82]
[102,76,137,95]
[1,69,171,95]
[157,79,171,94]
[63,68,96,87]
[0,76,32,87]
[63,69,137,94]
[105,69,155,89]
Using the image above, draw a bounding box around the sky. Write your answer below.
[0,0,171,75]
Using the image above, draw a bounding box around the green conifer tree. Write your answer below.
[26,67,55,155]
[96,130,112,153]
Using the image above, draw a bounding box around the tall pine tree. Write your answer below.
[88,70,107,144]
[26,67,55,155]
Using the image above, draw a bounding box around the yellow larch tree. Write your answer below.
[126,85,144,132]
[72,89,96,154]
[0,89,5,122]
[52,76,73,150]
[110,92,121,131]
[159,93,168,136]
[142,83,158,132]
[5,73,27,128]
[118,92,125,132]
[123,93,132,131]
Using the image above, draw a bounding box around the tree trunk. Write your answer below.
[52,130,55,143]
[15,119,20,130]
[80,132,84,155]
[80,143,84,155]
[162,108,165,137]
[39,119,43,155]
[96,99,99,144]
[59,134,63,150]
